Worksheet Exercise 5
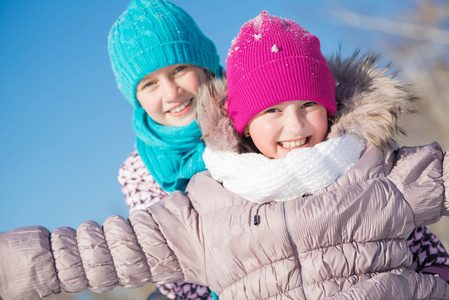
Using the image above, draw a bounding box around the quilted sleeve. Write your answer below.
[118,150,169,213]
[0,226,60,299]
[388,142,448,226]
[0,208,187,299]
[139,191,207,286]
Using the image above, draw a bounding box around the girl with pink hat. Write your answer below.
[1,11,449,300]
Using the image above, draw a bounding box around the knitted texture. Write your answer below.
[133,108,206,193]
[226,11,337,135]
[203,133,365,203]
[108,0,220,107]
[118,150,169,213]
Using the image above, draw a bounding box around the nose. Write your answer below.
[161,78,182,101]
[284,110,305,134]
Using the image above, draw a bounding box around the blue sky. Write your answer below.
[0,0,414,232]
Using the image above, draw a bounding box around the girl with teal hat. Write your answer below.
[2,9,449,300]
[109,2,448,299]
[108,0,221,298]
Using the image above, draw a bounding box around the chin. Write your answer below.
[175,117,196,127]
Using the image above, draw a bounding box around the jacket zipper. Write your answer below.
[253,203,269,225]
[283,202,309,300]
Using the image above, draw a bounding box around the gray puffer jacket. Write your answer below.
[1,53,449,300]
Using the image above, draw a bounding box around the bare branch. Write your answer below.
[334,10,449,45]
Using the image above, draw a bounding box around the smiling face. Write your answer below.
[135,64,207,126]
[244,100,329,159]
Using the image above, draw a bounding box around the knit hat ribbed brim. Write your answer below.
[108,0,220,108]
[226,11,336,135]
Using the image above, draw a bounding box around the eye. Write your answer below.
[301,102,316,108]
[142,81,155,89]
[263,107,281,114]
[173,65,187,74]
[137,78,157,91]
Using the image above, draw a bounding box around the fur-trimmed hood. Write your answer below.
[197,51,418,153]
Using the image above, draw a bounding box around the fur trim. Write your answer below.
[327,51,419,149]
[197,78,252,153]
[197,51,419,152]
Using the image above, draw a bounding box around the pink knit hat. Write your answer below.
[227,11,337,135]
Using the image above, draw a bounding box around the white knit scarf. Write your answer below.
[203,133,365,203]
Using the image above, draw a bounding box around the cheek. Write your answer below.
[138,95,156,110]
[249,120,279,153]
[182,71,205,94]
[136,92,163,119]
[309,110,328,143]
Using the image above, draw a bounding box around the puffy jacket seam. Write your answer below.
[322,175,387,198]
[264,285,307,300]
[128,212,183,283]
[305,237,404,253]
[198,203,253,216]
[283,202,309,299]
[102,225,123,287]
[145,213,187,282]
[311,267,410,285]
[51,230,90,293]
[219,256,298,293]
[385,176,416,226]
[199,213,208,287]
[302,238,410,288]
[78,223,119,289]
[123,217,155,282]
[48,232,62,296]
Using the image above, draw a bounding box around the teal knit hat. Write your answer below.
[108,0,221,108]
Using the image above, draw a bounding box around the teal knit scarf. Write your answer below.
[133,107,206,193]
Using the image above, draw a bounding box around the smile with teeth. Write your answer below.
[168,98,192,113]
[278,138,308,149]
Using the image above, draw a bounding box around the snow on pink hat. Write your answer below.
[227,11,337,135]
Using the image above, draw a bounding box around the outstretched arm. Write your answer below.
[0,192,200,299]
